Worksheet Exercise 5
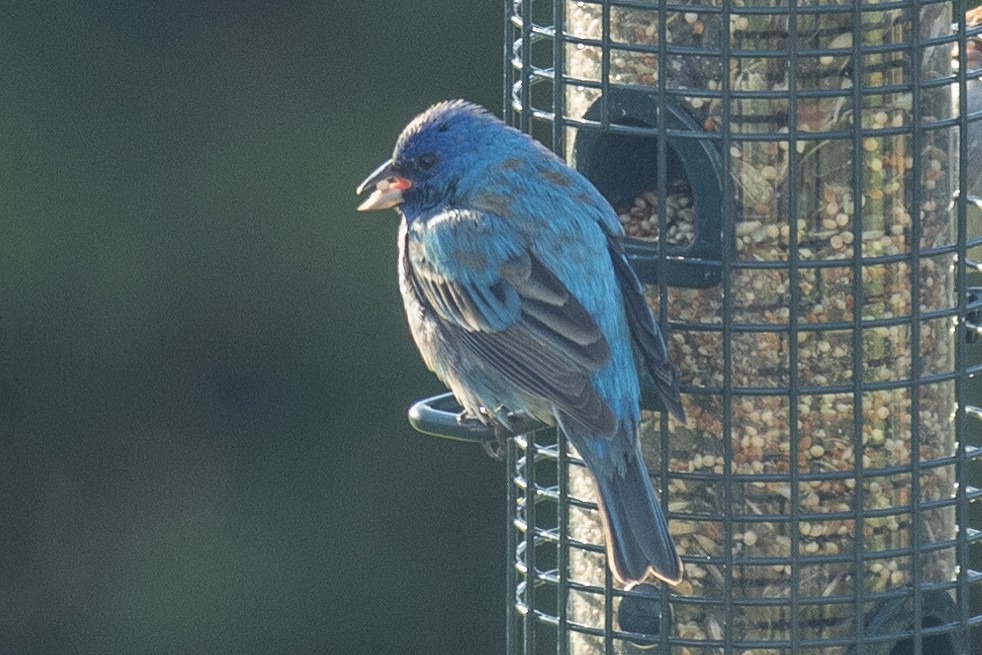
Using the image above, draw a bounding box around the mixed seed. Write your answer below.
[616,180,696,245]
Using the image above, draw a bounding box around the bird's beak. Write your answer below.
[356,159,412,212]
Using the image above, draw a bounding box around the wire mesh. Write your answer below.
[503,0,982,652]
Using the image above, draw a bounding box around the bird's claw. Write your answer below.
[456,409,479,425]
[454,409,512,459]
[482,424,516,461]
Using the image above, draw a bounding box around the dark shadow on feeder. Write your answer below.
[574,88,724,289]
[851,589,962,655]
[577,116,679,211]
[618,583,672,648]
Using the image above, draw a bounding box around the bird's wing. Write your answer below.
[607,236,685,420]
[405,210,616,434]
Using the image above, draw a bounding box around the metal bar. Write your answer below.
[519,0,533,133]
[719,0,735,650]
[503,0,512,124]
[603,548,614,654]
[786,0,803,650]
[654,0,675,650]
[908,0,924,651]
[849,0,868,650]
[546,4,567,649]
[599,0,610,131]
[953,0,973,646]
[599,3,612,651]
[557,428,569,655]
[552,0,565,157]
[524,432,537,654]
[506,429,519,654]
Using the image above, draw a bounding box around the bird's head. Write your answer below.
[357,100,513,217]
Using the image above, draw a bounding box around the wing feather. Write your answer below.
[607,237,685,420]
[404,215,617,434]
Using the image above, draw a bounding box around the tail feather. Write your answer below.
[563,419,683,585]
[594,453,682,584]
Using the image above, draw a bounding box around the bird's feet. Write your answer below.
[482,424,518,460]
[455,408,516,460]
[455,408,486,428]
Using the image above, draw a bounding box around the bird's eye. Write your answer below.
[417,153,438,171]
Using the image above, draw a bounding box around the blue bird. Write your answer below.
[357,100,684,585]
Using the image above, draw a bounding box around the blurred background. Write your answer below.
[0,2,506,654]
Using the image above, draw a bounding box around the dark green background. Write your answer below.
[0,3,505,654]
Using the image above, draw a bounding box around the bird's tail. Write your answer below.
[565,421,683,586]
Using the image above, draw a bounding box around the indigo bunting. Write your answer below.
[357,100,684,585]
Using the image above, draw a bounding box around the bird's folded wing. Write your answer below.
[607,237,685,421]
[406,213,616,434]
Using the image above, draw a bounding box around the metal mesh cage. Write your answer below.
[497,0,982,652]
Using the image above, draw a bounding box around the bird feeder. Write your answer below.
[410,0,982,652]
